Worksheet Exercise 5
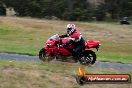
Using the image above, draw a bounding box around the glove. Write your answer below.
[59,35,63,38]
[59,34,68,38]
[63,43,68,47]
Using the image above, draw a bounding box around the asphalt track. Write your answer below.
[0,53,132,71]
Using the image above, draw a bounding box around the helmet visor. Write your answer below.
[67,28,72,31]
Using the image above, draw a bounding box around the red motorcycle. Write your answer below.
[39,34,101,65]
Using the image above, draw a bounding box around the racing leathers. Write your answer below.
[60,29,85,59]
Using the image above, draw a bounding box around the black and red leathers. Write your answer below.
[60,29,85,58]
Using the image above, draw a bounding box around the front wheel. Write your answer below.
[79,50,96,65]
[39,48,54,62]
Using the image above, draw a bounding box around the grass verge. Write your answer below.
[0,59,131,88]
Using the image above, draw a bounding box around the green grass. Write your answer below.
[0,25,43,55]
[0,59,131,88]
[97,52,132,64]
[0,17,132,64]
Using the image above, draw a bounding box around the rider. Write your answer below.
[59,24,85,61]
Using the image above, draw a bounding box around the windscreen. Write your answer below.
[48,34,59,40]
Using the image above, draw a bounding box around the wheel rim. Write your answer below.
[80,53,94,65]
[87,53,94,63]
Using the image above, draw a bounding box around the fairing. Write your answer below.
[85,40,100,48]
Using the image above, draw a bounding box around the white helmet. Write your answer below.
[66,24,76,32]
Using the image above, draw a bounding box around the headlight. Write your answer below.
[47,43,51,46]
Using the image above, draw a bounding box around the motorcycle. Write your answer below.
[39,34,101,65]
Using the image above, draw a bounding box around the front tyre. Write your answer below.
[39,48,54,62]
[79,50,96,65]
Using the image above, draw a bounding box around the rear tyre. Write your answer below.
[79,50,96,65]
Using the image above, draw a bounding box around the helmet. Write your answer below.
[66,24,76,32]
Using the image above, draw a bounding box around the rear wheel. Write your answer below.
[39,48,54,62]
[79,50,96,65]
